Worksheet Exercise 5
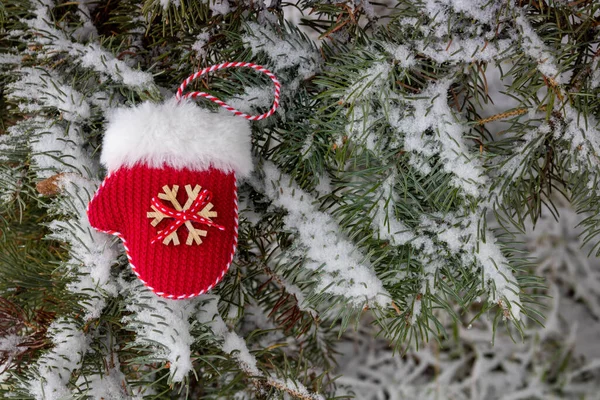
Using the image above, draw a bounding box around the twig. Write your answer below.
[475,105,547,125]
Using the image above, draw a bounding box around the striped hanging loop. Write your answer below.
[176,62,281,121]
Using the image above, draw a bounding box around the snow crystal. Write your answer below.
[408,154,433,175]
[301,134,314,159]
[360,0,375,19]
[556,103,600,193]
[422,0,446,20]
[198,300,253,364]
[435,224,463,254]
[191,32,210,58]
[261,161,390,307]
[314,174,332,197]
[196,294,228,336]
[411,297,422,324]
[0,166,25,205]
[383,44,415,68]
[210,0,231,15]
[435,0,501,23]
[73,1,98,41]
[415,2,509,65]
[268,377,325,400]
[561,103,600,160]
[90,91,112,111]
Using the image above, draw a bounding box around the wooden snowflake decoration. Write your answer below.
[147,184,219,246]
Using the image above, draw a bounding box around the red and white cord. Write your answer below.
[176,62,281,121]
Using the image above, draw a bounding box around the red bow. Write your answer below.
[151,189,225,245]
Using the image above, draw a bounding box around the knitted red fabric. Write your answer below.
[87,164,238,299]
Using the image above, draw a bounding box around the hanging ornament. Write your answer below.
[87,62,280,299]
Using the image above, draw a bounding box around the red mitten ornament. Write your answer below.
[88,63,280,299]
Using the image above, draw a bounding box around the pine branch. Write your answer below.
[1,0,599,397]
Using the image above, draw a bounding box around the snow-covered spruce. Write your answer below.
[258,161,391,308]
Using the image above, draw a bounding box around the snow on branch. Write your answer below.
[415,210,523,320]
[422,0,503,24]
[78,44,153,88]
[511,9,600,182]
[29,319,89,400]
[76,346,138,399]
[344,62,391,104]
[10,127,118,397]
[72,0,98,41]
[7,29,124,397]
[514,10,567,85]
[260,161,391,308]
[26,1,153,89]
[243,21,321,92]
[8,66,117,317]
[560,104,600,174]
[398,80,488,198]
[197,295,325,400]
[416,37,513,64]
[8,68,90,122]
[47,174,119,316]
[366,78,523,318]
[473,229,522,320]
[371,173,415,246]
[0,54,22,65]
[337,47,523,319]
[119,280,196,383]
[372,175,523,321]
[6,118,89,179]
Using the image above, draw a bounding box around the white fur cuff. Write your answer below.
[100,98,253,177]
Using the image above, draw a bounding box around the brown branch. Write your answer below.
[475,105,548,125]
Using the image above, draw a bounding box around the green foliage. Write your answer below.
[0,0,599,398]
